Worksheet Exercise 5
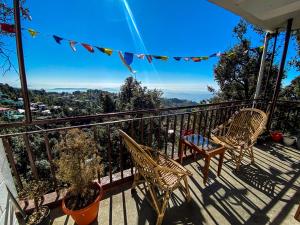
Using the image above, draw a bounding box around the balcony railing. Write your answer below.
[0,99,299,203]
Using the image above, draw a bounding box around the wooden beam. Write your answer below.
[13,0,32,123]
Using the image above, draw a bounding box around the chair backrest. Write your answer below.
[119,129,158,182]
[226,108,268,145]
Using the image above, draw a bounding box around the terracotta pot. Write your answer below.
[271,131,283,142]
[62,182,103,225]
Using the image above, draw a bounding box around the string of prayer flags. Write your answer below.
[69,41,77,51]
[118,51,136,74]
[28,28,37,37]
[53,35,63,44]
[82,43,94,53]
[97,47,113,56]
[0,23,15,33]
[22,26,268,75]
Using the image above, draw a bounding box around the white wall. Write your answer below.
[0,139,19,225]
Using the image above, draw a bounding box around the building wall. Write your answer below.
[0,139,19,225]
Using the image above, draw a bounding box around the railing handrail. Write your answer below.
[0,99,262,129]
[0,102,255,138]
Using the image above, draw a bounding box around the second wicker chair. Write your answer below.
[211,108,268,170]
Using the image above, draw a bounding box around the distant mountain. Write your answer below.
[161,98,198,107]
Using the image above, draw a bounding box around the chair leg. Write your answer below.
[236,148,245,170]
[156,192,170,225]
[183,176,191,202]
[229,149,236,162]
[131,172,140,195]
[250,146,255,164]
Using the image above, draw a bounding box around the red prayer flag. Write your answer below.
[0,23,15,33]
[81,43,94,53]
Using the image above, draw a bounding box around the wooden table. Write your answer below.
[179,134,226,185]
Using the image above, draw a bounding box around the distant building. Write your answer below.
[17,109,25,114]
[41,110,51,115]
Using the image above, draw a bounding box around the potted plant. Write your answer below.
[270,131,283,142]
[283,132,297,146]
[55,128,103,225]
[19,180,50,225]
[282,121,297,146]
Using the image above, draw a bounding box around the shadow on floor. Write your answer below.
[233,164,285,197]
[131,191,205,225]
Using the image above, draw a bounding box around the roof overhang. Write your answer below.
[208,0,300,32]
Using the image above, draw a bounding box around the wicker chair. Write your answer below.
[211,108,268,170]
[119,129,192,225]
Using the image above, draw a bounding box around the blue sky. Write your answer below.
[2,0,299,101]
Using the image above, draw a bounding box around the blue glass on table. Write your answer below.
[184,134,212,149]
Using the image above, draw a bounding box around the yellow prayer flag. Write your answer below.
[104,48,113,56]
[28,28,37,37]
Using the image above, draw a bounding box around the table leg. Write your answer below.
[203,156,211,185]
[217,151,225,176]
[179,141,183,164]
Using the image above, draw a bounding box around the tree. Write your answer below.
[289,34,300,72]
[209,20,281,101]
[118,76,162,111]
[280,76,300,100]
[0,1,30,75]
[100,93,116,113]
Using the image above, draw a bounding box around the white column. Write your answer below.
[0,139,19,225]
[254,32,270,101]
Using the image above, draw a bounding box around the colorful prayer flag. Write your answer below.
[69,41,77,51]
[118,51,136,73]
[191,57,201,62]
[96,47,113,56]
[136,54,145,59]
[216,52,222,57]
[28,28,37,37]
[183,57,190,62]
[146,55,153,63]
[209,53,217,57]
[153,56,168,61]
[0,23,15,33]
[173,57,181,61]
[53,35,63,44]
[82,43,94,53]
[124,52,134,65]
[200,56,209,60]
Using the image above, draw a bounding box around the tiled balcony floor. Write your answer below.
[51,142,300,225]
